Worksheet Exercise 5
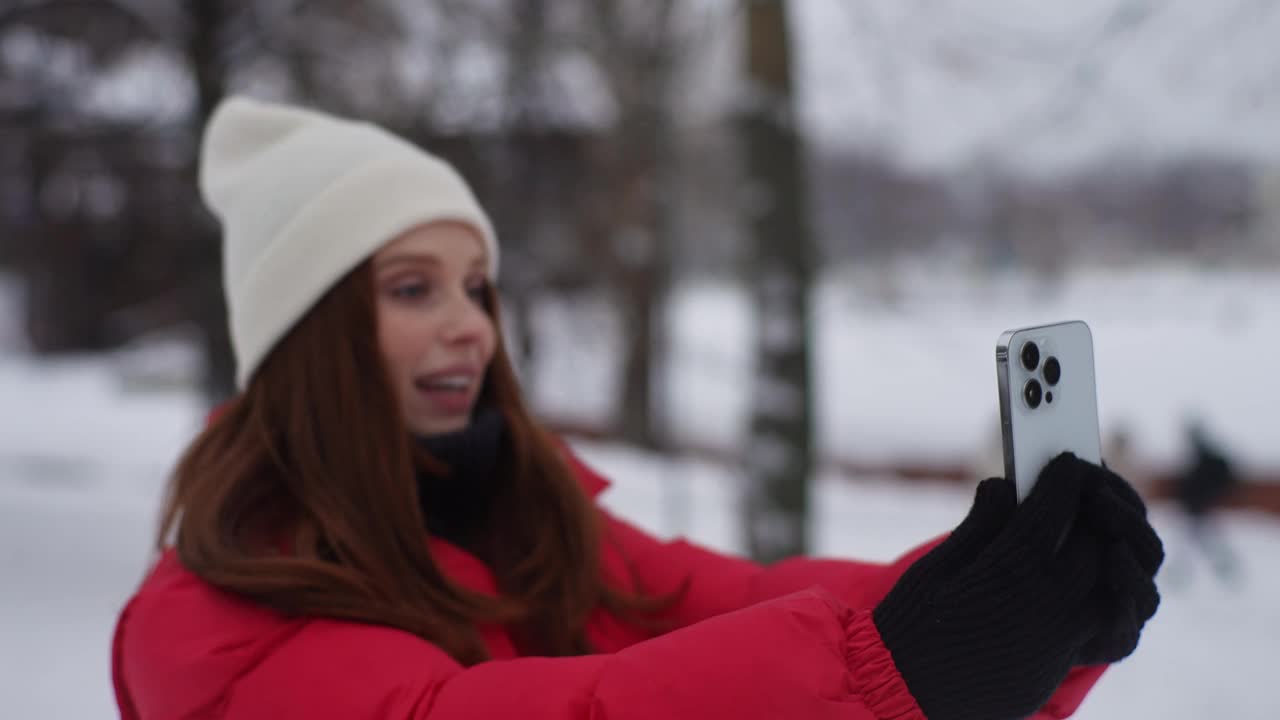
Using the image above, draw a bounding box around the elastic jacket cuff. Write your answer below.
[845,609,928,720]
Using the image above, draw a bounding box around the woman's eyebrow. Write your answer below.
[374,254,487,271]
[375,253,441,270]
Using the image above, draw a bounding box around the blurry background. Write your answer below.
[1,1,1277,717]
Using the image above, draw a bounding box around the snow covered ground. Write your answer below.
[580,442,1280,720]
[534,262,1280,478]
[2,264,1278,718]
[2,424,1277,719]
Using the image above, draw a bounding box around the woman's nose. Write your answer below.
[441,294,489,343]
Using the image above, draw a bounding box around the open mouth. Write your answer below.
[414,375,474,393]
[413,368,481,413]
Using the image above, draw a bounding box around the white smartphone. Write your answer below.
[997,320,1103,501]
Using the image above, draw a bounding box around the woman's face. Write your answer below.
[373,222,496,436]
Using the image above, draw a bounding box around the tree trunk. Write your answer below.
[494,0,548,380]
[184,0,235,402]
[741,0,814,563]
[610,0,676,451]
[616,246,662,447]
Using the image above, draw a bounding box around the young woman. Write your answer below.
[111,97,1163,720]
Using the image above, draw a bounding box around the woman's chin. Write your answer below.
[407,413,471,437]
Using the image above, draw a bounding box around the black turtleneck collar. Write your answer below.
[413,406,507,550]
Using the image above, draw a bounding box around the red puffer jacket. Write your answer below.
[111,448,1105,719]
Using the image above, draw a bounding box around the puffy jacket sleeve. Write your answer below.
[599,509,936,627]
[223,589,925,720]
[598,511,1108,719]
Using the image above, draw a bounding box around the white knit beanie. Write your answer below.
[198,96,499,389]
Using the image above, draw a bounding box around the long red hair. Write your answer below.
[159,262,678,664]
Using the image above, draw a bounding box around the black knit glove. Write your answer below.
[873,453,1163,720]
[1063,456,1164,666]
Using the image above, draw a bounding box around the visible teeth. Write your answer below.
[422,375,470,390]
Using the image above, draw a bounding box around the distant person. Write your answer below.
[1170,421,1241,585]
[110,97,1162,720]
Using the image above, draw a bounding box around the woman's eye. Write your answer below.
[391,282,429,300]
[466,282,488,302]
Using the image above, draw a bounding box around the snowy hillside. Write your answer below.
[531,263,1280,478]
[2,265,1278,717]
[578,441,1280,720]
[2,422,1278,719]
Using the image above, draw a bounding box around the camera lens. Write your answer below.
[1043,357,1061,386]
[1020,342,1040,371]
[1023,379,1043,409]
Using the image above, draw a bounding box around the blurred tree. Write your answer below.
[0,1,191,353]
[740,0,813,563]
[0,0,238,398]
[435,0,688,449]
[182,0,235,401]
[1,0,710,439]
[1,0,429,401]
[582,0,678,449]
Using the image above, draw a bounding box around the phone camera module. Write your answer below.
[1023,379,1043,409]
[1043,356,1061,386]
[1020,342,1040,371]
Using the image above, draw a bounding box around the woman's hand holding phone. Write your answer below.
[873,454,1163,720]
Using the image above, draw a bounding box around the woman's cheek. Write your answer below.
[376,314,417,380]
